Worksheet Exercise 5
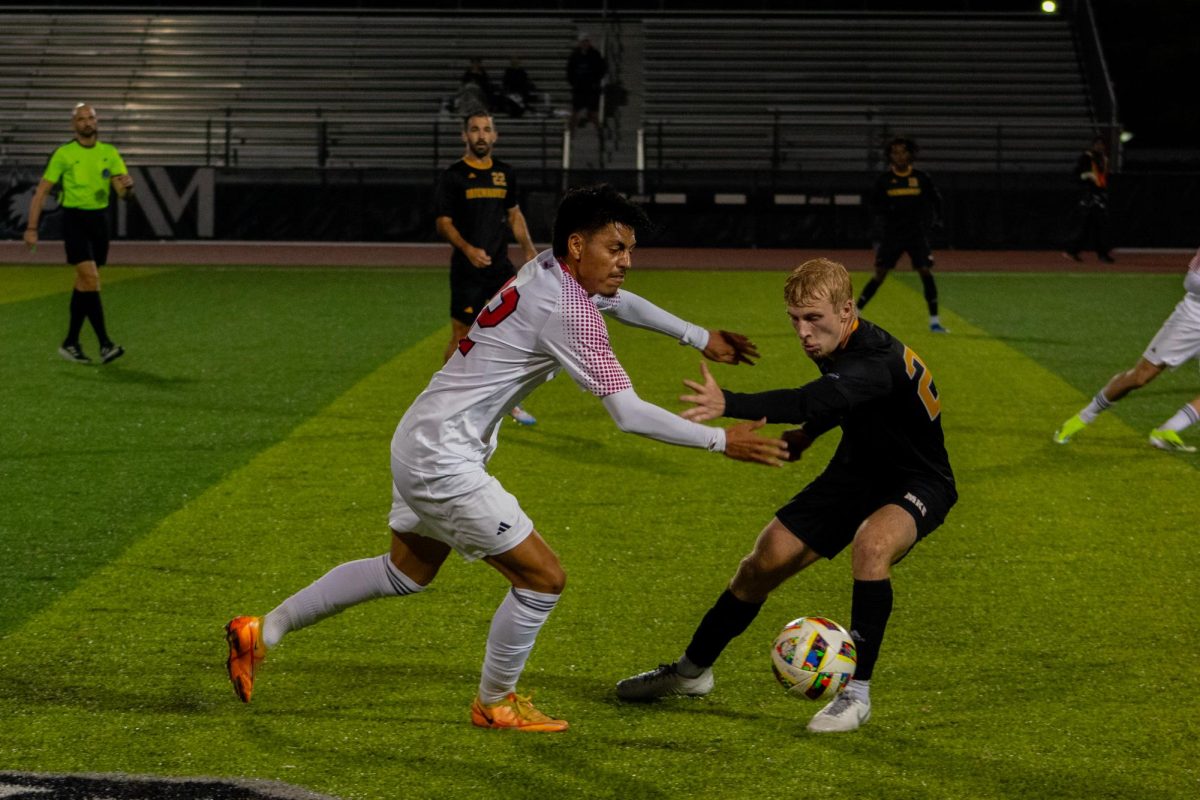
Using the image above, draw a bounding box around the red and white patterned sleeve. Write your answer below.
[548,279,633,397]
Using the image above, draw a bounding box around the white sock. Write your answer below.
[930,315,941,326]
[262,554,424,648]
[1079,390,1112,423]
[846,678,871,702]
[1159,403,1200,433]
[676,654,706,678]
[478,587,560,703]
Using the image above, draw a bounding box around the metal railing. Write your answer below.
[638,115,1118,176]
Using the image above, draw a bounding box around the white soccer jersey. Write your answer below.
[393,249,716,473]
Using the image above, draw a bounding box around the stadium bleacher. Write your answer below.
[0,9,1106,173]
[641,14,1100,172]
[0,11,580,169]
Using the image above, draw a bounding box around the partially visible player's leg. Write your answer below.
[616,517,821,701]
[914,246,947,332]
[1055,357,1165,444]
[1151,393,1200,452]
[856,254,894,311]
[474,530,568,731]
[225,478,448,703]
[443,318,473,363]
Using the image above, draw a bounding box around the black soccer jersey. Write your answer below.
[872,167,940,238]
[433,158,520,274]
[722,318,954,488]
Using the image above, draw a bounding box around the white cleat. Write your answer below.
[616,662,714,701]
[807,689,871,733]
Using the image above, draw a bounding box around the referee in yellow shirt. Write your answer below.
[25,103,134,365]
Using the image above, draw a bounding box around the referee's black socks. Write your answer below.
[65,289,112,348]
[64,289,90,346]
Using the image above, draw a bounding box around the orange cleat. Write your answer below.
[470,692,569,732]
[225,615,266,703]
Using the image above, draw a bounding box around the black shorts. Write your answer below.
[572,87,601,113]
[449,261,515,325]
[62,207,110,267]
[775,469,956,559]
[875,236,933,271]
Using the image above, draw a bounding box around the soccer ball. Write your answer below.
[770,616,857,700]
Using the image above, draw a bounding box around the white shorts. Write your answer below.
[1143,298,1200,368]
[388,464,534,562]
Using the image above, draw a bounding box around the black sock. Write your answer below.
[64,289,88,346]
[856,278,882,310]
[683,589,764,669]
[83,291,112,347]
[919,272,939,316]
[849,578,893,682]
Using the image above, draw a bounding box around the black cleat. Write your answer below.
[58,344,92,364]
[99,343,125,364]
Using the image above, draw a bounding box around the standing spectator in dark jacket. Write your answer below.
[1064,135,1114,263]
[567,34,606,132]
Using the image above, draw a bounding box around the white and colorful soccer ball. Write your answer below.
[770,616,857,700]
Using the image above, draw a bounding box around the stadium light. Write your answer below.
[1041,1,1057,13]
[1119,130,1134,143]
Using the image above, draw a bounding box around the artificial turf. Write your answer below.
[0,264,1196,799]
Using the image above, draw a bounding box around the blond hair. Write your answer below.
[784,258,854,307]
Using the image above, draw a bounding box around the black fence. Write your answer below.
[3,166,1197,250]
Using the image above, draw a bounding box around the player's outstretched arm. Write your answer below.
[679,362,725,422]
[723,419,788,466]
[702,329,759,365]
[599,291,757,363]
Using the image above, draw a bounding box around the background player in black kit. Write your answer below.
[857,136,948,333]
[434,111,539,422]
[617,257,956,733]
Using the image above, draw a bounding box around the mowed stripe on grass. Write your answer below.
[0,271,1196,800]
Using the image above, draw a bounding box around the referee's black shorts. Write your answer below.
[62,207,110,267]
[775,468,956,560]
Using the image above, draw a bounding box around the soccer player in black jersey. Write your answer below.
[434,112,539,422]
[617,257,957,733]
[857,136,948,333]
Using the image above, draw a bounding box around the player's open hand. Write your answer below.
[23,229,37,250]
[680,361,726,421]
[723,418,788,466]
[702,329,759,365]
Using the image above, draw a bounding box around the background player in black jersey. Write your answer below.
[434,111,539,423]
[856,136,948,333]
[616,257,957,733]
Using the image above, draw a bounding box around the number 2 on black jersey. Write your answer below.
[903,346,941,420]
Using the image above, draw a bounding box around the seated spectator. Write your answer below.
[456,57,495,115]
[501,57,536,117]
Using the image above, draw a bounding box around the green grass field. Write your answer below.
[1,264,1197,799]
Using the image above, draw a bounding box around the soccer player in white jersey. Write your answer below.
[1054,246,1200,452]
[226,184,790,731]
